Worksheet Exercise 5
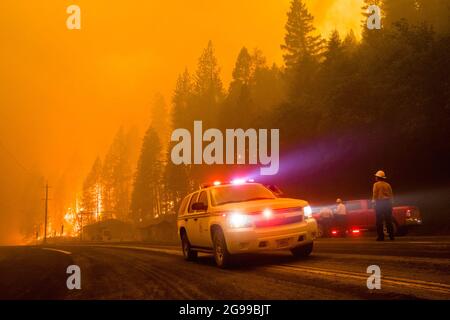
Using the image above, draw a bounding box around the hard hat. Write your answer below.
[375,170,387,179]
[336,198,342,203]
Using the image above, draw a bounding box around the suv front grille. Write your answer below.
[254,214,303,228]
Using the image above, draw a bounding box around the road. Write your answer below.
[1,236,449,300]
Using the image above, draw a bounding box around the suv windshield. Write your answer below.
[210,184,276,206]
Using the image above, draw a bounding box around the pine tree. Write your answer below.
[193,41,224,129]
[221,47,254,128]
[250,48,267,76]
[342,30,358,53]
[324,30,342,63]
[101,127,133,220]
[194,41,223,98]
[81,157,102,222]
[130,126,162,223]
[231,47,252,86]
[172,69,193,130]
[150,93,170,146]
[281,0,322,71]
[281,0,323,102]
[250,62,285,116]
[162,69,193,215]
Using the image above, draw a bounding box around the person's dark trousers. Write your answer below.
[375,199,394,240]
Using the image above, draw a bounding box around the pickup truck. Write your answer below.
[313,199,422,237]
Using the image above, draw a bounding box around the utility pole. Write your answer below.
[43,182,49,244]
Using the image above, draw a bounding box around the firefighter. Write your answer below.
[372,170,395,241]
[334,198,347,236]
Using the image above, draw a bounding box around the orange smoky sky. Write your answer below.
[0,0,362,243]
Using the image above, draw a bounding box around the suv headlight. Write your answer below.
[303,205,312,218]
[228,213,252,228]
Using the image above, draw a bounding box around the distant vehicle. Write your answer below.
[177,180,318,268]
[313,199,422,237]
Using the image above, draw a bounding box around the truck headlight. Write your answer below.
[229,213,252,228]
[303,205,312,218]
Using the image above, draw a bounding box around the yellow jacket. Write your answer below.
[372,181,394,201]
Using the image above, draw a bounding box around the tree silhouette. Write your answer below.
[281,0,322,71]
[82,157,102,222]
[192,41,224,129]
[172,69,193,130]
[130,126,162,224]
[101,127,133,220]
[150,93,170,147]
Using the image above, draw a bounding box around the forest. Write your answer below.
[77,0,450,235]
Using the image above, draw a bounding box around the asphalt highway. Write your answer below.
[1,236,449,300]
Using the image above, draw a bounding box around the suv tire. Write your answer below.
[213,229,232,268]
[181,233,198,261]
[291,242,313,258]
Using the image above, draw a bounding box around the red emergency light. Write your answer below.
[201,178,256,189]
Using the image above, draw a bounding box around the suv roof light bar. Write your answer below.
[199,178,256,189]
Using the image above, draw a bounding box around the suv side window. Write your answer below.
[178,195,190,216]
[197,191,208,209]
[188,192,199,213]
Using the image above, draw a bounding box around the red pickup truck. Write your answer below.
[313,199,422,237]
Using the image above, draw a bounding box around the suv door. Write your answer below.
[194,191,211,248]
[177,194,190,226]
[184,192,200,246]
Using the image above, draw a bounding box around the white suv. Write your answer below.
[177,181,318,267]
